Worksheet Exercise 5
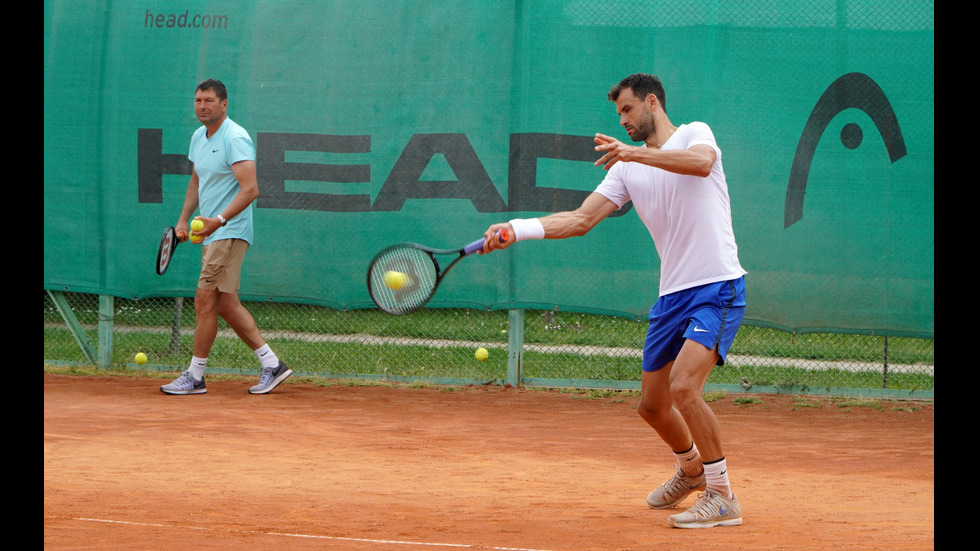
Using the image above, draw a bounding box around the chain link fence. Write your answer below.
[44,290,934,398]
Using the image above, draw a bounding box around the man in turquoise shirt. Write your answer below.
[161,79,292,396]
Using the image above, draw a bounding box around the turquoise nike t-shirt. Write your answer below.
[188,117,255,245]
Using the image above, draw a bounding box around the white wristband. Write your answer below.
[508,218,545,242]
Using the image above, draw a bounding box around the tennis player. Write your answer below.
[160,79,292,396]
[481,73,746,528]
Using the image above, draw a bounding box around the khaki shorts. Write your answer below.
[198,239,249,293]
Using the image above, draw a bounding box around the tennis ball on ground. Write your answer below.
[190,219,205,232]
[135,352,147,365]
[384,270,409,290]
[475,347,489,361]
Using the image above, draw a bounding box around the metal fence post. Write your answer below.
[98,295,114,369]
[507,309,524,386]
[46,290,97,365]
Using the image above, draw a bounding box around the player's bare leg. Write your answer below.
[637,362,705,509]
[639,363,707,508]
[160,287,220,395]
[192,287,221,358]
[214,290,292,394]
[216,291,266,351]
[665,339,742,528]
[668,339,724,461]
[638,362,693,450]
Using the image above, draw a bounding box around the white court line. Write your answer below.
[52,517,555,551]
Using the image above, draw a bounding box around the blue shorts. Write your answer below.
[642,276,746,372]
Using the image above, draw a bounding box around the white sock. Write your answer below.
[703,457,732,499]
[254,344,280,369]
[674,442,703,478]
[188,357,207,380]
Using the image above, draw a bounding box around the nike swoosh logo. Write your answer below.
[719,504,735,516]
[212,149,219,153]
[693,326,709,332]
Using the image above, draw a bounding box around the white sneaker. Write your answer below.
[160,371,207,395]
[248,362,292,394]
[646,465,706,509]
[667,489,742,528]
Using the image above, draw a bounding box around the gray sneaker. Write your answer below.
[646,465,706,509]
[668,489,742,528]
[160,371,207,395]
[249,362,293,394]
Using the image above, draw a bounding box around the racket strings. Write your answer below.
[369,246,438,314]
[157,230,177,275]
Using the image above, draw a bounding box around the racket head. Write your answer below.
[367,244,440,315]
[156,226,179,275]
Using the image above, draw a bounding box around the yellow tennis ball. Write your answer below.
[475,347,489,361]
[384,270,409,290]
[190,219,205,232]
[189,233,204,244]
[135,352,147,365]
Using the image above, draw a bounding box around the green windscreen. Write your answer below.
[43,1,934,337]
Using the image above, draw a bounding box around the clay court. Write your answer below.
[44,373,934,550]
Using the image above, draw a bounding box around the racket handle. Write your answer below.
[463,229,509,256]
[177,231,188,242]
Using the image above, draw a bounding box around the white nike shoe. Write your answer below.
[667,489,742,528]
[646,465,706,509]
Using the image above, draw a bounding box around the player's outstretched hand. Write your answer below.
[594,133,636,170]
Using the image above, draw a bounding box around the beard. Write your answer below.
[627,115,655,143]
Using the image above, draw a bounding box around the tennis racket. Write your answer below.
[367,229,508,315]
[156,225,187,275]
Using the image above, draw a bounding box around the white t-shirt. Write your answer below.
[594,122,746,297]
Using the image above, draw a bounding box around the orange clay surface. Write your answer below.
[44,373,934,550]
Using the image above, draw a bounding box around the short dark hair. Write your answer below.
[196,78,227,101]
[608,73,666,112]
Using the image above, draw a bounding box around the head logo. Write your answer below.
[784,72,907,228]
